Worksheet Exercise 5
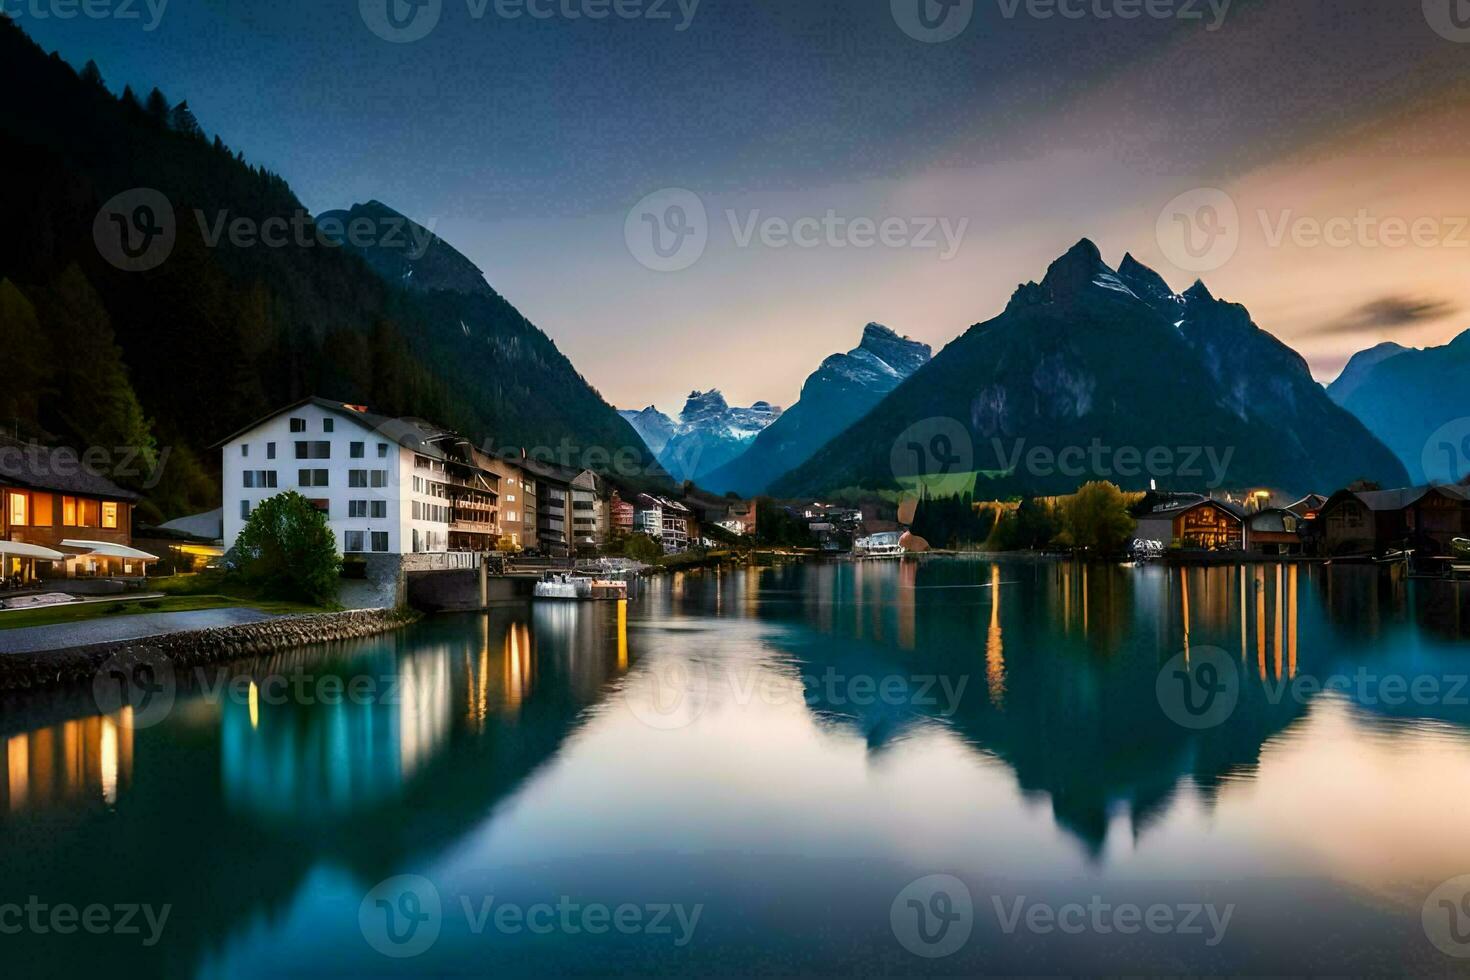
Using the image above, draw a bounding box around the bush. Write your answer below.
[623,533,663,562]
[232,491,341,605]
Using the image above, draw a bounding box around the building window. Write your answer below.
[372,531,389,553]
[350,441,365,459]
[378,443,389,458]
[323,418,334,433]
[295,441,330,460]
[310,499,330,517]
[266,442,276,460]
[290,418,306,433]
[371,501,387,519]
[344,530,365,553]
[102,502,118,530]
[299,469,329,488]
[62,496,77,526]
[79,499,100,527]
[7,492,27,527]
[349,500,368,518]
[241,444,249,458]
[371,470,387,488]
[241,500,250,520]
[349,470,368,488]
[31,494,53,528]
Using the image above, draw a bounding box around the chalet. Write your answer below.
[0,435,158,582]
[1134,496,1245,551]
[1245,508,1304,556]
[1318,485,1470,557]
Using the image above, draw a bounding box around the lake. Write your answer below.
[3,559,1470,977]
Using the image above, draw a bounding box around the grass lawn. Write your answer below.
[0,574,326,631]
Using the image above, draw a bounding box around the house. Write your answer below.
[661,497,693,553]
[569,469,605,551]
[723,500,756,536]
[1285,493,1327,521]
[632,494,663,543]
[1133,496,1245,551]
[1245,508,1304,556]
[480,452,535,549]
[1318,485,1470,556]
[0,435,159,581]
[518,457,576,557]
[609,490,635,536]
[219,397,501,559]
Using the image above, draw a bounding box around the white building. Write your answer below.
[219,398,463,557]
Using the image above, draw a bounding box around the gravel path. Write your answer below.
[0,608,281,655]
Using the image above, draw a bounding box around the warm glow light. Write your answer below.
[985,565,1005,708]
[248,682,259,729]
[100,717,119,805]
[7,735,28,811]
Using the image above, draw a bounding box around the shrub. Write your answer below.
[232,491,341,605]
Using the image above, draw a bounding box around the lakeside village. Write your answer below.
[2,396,1470,613]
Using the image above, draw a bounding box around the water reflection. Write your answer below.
[0,562,1468,977]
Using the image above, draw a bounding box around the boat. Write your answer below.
[533,571,628,601]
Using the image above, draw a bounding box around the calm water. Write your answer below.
[4,559,1470,977]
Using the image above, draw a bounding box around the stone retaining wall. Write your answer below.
[0,607,419,696]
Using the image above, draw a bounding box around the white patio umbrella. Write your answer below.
[0,540,67,584]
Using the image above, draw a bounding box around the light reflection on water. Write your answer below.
[0,561,1468,976]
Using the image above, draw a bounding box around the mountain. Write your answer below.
[315,201,660,481]
[701,323,932,496]
[771,240,1408,499]
[1328,331,1470,483]
[0,17,659,520]
[618,405,677,456]
[622,391,782,483]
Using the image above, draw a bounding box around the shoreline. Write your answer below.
[0,606,420,699]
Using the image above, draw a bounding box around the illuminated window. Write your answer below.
[80,499,100,527]
[62,496,77,526]
[7,492,27,527]
[32,495,53,528]
[102,502,119,530]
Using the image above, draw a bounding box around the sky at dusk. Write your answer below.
[19,0,1470,415]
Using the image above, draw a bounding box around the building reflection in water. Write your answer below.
[220,645,453,821]
[2,710,134,812]
[985,563,1005,708]
[1174,563,1300,681]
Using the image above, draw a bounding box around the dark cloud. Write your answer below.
[1311,295,1458,337]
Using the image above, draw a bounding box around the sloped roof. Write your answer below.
[0,435,141,501]
[212,396,454,460]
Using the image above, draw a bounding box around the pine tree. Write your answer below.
[79,59,105,89]
[144,86,169,124]
[169,99,202,137]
